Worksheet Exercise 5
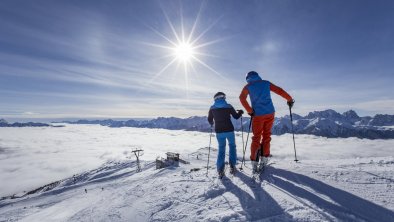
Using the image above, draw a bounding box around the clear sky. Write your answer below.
[1,0,393,120]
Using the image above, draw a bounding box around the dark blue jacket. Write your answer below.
[208,99,242,133]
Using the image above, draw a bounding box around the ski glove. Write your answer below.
[237,110,244,115]
[287,99,295,108]
[248,111,255,117]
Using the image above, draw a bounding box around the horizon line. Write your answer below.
[1,108,392,123]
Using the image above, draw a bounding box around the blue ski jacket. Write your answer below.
[240,73,292,116]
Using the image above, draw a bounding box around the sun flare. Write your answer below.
[174,42,194,63]
[143,4,225,91]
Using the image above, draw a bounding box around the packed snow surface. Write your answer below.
[0,124,393,221]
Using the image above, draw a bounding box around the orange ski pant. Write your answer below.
[250,113,275,161]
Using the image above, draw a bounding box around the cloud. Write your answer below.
[352,99,394,115]
[253,41,279,54]
[22,111,37,115]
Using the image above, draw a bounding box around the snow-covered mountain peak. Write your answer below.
[0,119,7,124]
[370,114,394,126]
[273,110,394,139]
[342,110,360,120]
[284,113,302,120]
[306,109,342,119]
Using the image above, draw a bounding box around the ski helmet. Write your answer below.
[214,92,226,100]
[245,71,259,81]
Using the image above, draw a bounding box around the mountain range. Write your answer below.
[61,109,394,139]
[0,119,51,127]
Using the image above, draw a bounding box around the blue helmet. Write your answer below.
[245,71,259,81]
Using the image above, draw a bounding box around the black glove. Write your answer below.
[248,111,255,117]
[237,110,244,115]
[287,99,295,108]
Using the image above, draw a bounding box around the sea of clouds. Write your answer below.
[0,124,393,196]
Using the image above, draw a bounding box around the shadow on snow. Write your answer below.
[223,172,293,221]
[267,167,394,222]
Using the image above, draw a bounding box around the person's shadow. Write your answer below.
[266,167,394,222]
[221,172,293,221]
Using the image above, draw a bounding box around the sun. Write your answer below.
[141,3,226,90]
[174,42,194,63]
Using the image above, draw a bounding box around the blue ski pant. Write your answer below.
[216,131,237,172]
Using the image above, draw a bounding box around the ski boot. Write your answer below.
[218,170,225,179]
[258,156,269,172]
[251,161,259,174]
[229,165,236,175]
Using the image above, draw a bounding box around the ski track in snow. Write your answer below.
[0,125,394,221]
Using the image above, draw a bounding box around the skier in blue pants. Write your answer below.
[208,92,243,177]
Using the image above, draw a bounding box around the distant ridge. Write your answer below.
[0,119,52,127]
[62,109,394,139]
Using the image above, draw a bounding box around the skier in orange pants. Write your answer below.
[239,71,294,172]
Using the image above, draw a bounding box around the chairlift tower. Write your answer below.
[131,149,144,172]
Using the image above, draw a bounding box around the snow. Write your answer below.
[380,126,394,130]
[1,124,394,221]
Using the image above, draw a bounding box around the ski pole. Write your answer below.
[240,116,252,168]
[289,106,299,162]
[241,116,245,150]
[206,126,213,176]
[239,116,246,170]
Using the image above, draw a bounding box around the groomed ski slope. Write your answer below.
[1,147,393,222]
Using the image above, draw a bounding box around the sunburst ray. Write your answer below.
[142,2,225,92]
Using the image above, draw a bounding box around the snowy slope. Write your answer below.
[0,125,393,221]
[0,150,393,221]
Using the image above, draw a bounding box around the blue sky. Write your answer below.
[1,0,393,120]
